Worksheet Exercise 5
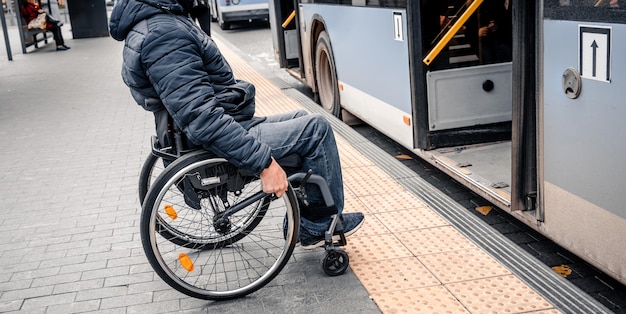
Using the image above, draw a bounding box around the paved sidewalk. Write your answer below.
[0,25,380,313]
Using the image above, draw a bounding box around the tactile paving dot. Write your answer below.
[375,207,449,233]
[359,191,427,214]
[418,248,511,283]
[396,226,476,256]
[346,175,406,197]
[337,139,374,168]
[446,275,555,313]
[343,189,371,214]
[352,213,391,237]
[351,257,440,293]
[372,286,470,313]
[346,234,413,264]
[342,165,392,185]
[339,151,373,169]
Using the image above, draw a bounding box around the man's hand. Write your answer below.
[259,157,288,198]
[479,21,496,37]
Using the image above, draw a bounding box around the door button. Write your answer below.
[562,67,582,99]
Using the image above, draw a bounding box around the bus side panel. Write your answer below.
[542,20,626,283]
[300,5,414,148]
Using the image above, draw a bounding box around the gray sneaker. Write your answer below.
[300,212,365,250]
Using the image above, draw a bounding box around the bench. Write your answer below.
[12,0,55,53]
[19,16,52,52]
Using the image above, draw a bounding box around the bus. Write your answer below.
[208,0,269,30]
[268,0,626,285]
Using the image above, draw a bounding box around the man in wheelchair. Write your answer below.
[109,0,364,249]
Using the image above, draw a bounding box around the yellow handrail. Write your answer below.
[282,10,296,29]
[423,0,483,66]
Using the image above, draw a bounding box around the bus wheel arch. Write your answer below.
[314,30,341,118]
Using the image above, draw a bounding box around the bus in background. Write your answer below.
[269,0,626,286]
[208,0,269,30]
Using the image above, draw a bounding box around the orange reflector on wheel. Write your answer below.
[179,253,194,272]
[164,205,177,220]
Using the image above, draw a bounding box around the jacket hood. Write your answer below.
[109,0,186,41]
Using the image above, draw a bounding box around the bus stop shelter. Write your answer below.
[1,0,108,60]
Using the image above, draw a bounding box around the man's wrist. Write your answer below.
[264,156,273,170]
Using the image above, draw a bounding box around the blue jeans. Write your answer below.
[247,110,344,235]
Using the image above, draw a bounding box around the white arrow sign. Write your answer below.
[580,25,611,82]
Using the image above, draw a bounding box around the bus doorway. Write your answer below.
[268,0,300,69]
[414,0,514,150]
[409,0,536,213]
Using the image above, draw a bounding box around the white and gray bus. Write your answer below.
[209,0,269,30]
[269,0,626,285]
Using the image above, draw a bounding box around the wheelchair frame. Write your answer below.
[138,119,351,300]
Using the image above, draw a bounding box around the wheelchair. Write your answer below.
[138,119,351,300]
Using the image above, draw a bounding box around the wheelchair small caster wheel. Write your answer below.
[322,250,349,276]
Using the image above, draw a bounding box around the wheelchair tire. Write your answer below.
[138,153,163,206]
[322,249,349,276]
[140,150,300,300]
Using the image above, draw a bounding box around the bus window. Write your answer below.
[544,0,626,23]
[553,0,620,7]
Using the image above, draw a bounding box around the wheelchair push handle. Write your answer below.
[288,171,335,208]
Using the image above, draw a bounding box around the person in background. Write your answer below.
[19,0,70,51]
[190,0,211,36]
[465,0,512,64]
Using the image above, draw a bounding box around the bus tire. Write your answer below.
[315,31,341,118]
[216,6,230,30]
[220,20,230,30]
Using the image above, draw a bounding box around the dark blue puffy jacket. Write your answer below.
[109,0,271,175]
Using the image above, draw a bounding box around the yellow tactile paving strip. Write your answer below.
[214,37,561,314]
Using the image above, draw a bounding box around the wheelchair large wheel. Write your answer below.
[138,153,164,205]
[140,151,300,300]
